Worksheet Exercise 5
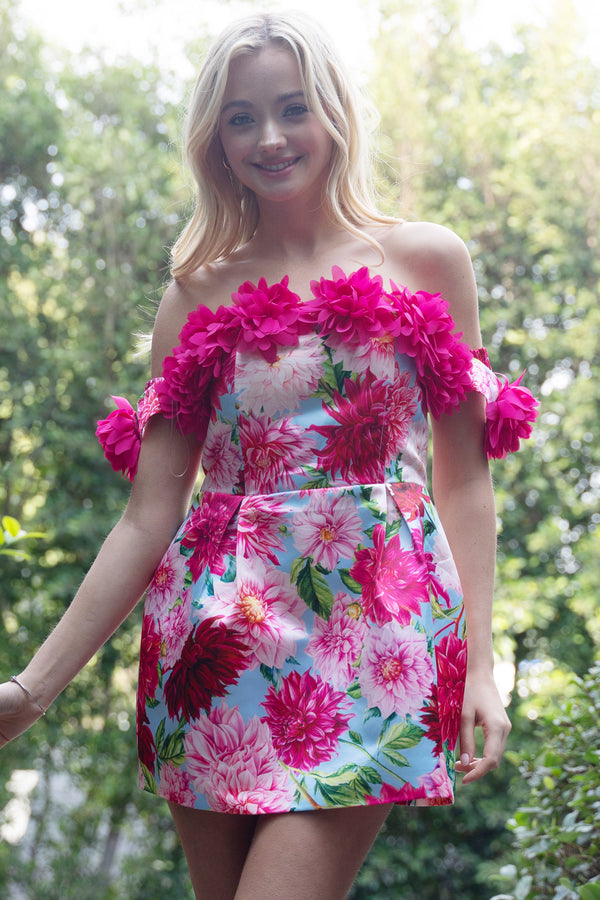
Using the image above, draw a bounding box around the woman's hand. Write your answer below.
[0,680,45,748]
[456,670,511,784]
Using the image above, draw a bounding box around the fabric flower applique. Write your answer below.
[230,276,311,363]
[483,372,539,458]
[308,266,397,350]
[387,285,473,418]
[184,701,294,814]
[261,669,353,771]
[96,395,141,481]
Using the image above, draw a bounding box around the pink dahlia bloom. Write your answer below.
[306,592,368,689]
[202,420,242,491]
[385,370,420,461]
[180,493,240,581]
[205,558,306,670]
[157,762,197,807]
[236,332,325,416]
[178,302,240,378]
[366,780,427,805]
[145,543,189,617]
[389,482,425,522]
[389,286,473,418]
[417,754,453,802]
[237,495,287,565]
[293,491,364,570]
[359,622,434,718]
[484,373,539,458]
[184,702,293,814]
[159,590,194,670]
[309,266,396,347]
[138,613,161,702]
[350,524,429,626]
[435,632,467,750]
[158,349,212,441]
[239,412,316,494]
[330,332,397,380]
[96,395,141,481]
[310,370,388,483]
[261,669,353,770]
[231,276,308,364]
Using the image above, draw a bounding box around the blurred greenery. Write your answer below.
[1,0,599,896]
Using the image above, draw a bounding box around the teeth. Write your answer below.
[259,160,295,171]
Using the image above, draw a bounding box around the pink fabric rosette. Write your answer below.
[308,266,396,345]
[96,395,141,481]
[483,372,539,458]
[388,285,473,418]
[230,276,308,363]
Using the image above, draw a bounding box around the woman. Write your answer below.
[0,12,537,899]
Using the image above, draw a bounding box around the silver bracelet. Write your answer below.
[10,676,47,716]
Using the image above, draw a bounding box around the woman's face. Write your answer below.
[218,45,334,208]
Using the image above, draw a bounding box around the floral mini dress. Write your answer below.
[97,267,537,814]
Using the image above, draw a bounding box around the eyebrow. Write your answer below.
[221,91,306,115]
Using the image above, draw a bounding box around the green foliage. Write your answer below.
[490,666,600,900]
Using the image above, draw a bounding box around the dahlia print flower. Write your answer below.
[435,632,467,750]
[292,491,364,570]
[310,370,388,483]
[163,616,249,721]
[389,482,425,522]
[231,276,308,363]
[205,558,307,670]
[358,622,434,718]
[366,780,426,805]
[180,493,240,581]
[239,412,316,494]
[145,543,189,617]
[237,495,288,565]
[159,590,194,670]
[202,420,242,491]
[157,762,197,807]
[185,702,294,814]
[96,395,141,481]
[385,370,420,461]
[349,524,429,626]
[261,669,352,770]
[388,286,473,418]
[308,266,396,347]
[138,613,161,701]
[236,332,325,416]
[484,373,539,458]
[306,592,368,689]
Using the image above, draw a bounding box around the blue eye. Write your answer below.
[228,113,254,126]
[284,104,308,117]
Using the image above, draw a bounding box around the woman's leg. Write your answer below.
[235,803,393,900]
[168,802,257,900]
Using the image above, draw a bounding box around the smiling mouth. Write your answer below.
[254,158,300,172]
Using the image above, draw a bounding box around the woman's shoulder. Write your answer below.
[380,221,473,286]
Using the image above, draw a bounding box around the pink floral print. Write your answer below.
[293,491,363,570]
[358,623,434,718]
[306,593,367,689]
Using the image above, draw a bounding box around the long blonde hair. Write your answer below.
[171,11,396,280]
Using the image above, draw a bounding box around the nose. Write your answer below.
[258,118,286,153]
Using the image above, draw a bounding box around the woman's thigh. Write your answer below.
[235,803,393,900]
[168,802,257,900]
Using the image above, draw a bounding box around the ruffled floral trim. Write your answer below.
[96,378,165,482]
[386,284,473,418]
[307,266,397,347]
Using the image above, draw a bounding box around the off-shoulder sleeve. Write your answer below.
[468,348,539,459]
[96,377,167,482]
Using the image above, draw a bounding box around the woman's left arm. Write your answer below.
[397,222,511,783]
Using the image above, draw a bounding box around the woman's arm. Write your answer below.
[391,222,511,783]
[0,282,203,745]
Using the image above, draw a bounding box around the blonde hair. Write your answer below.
[171,10,396,280]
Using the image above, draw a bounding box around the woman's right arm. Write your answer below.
[0,282,203,746]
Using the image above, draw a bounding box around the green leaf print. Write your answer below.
[348,730,364,745]
[377,721,424,767]
[289,555,306,584]
[313,764,376,806]
[346,680,362,698]
[140,763,157,795]
[155,718,186,766]
[423,517,436,538]
[260,663,282,688]
[295,558,334,618]
[338,568,362,594]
